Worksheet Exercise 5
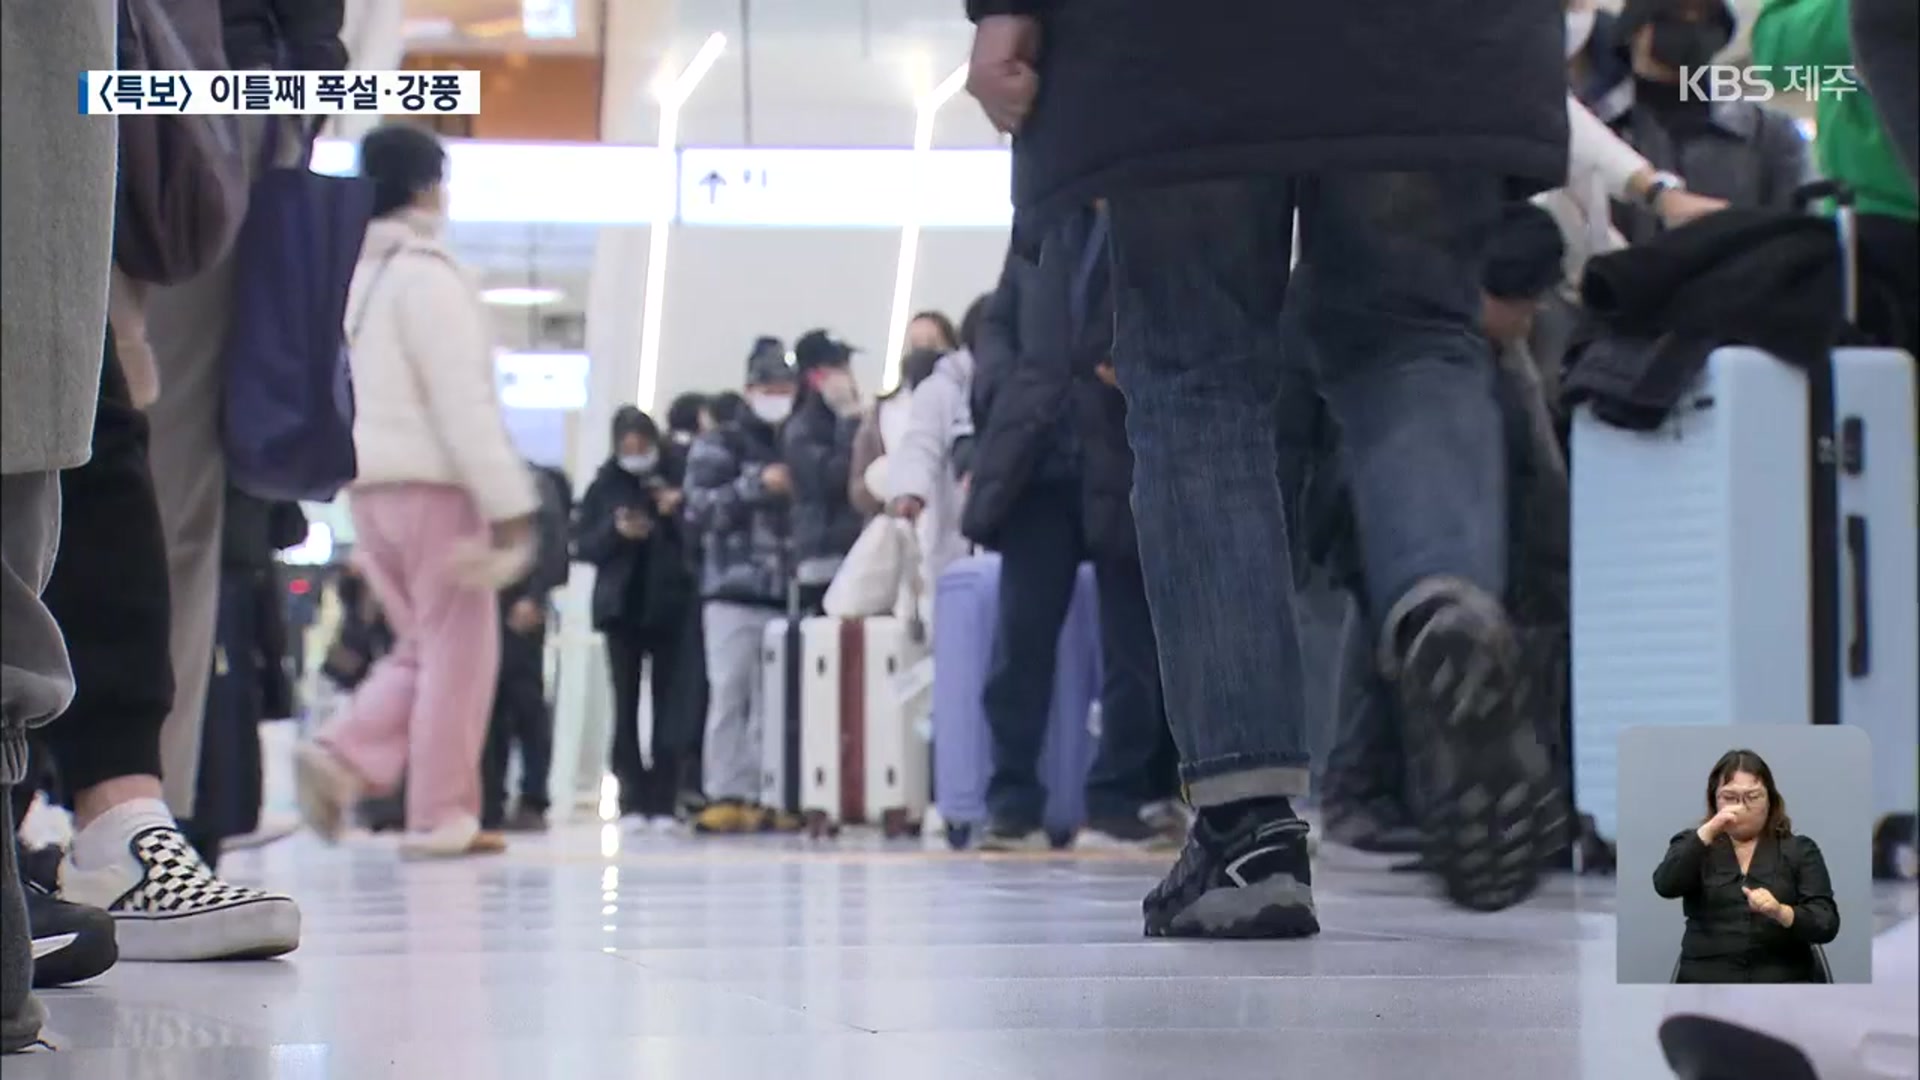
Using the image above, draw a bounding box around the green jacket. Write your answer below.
[1752,0,1919,221]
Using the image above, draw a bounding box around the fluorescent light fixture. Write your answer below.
[481,285,564,307]
[636,31,727,413]
[882,63,970,390]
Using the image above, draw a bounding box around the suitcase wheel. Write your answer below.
[879,808,920,840]
[945,823,972,850]
[1046,829,1074,851]
[802,810,840,840]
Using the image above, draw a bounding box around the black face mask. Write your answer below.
[1648,19,1725,73]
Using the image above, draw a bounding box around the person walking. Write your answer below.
[964,0,1570,931]
[1,0,117,1050]
[292,125,539,859]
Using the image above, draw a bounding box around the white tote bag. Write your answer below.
[823,515,912,618]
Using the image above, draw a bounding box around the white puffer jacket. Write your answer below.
[343,209,536,523]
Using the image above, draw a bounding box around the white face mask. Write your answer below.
[619,452,658,475]
[748,391,793,424]
[1566,9,1596,59]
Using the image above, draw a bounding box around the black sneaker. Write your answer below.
[975,821,1048,852]
[1387,580,1558,913]
[1141,809,1318,939]
[25,881,117,989]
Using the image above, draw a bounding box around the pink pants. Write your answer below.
[319,484,500,833]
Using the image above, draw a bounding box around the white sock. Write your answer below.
[69,797,178,873]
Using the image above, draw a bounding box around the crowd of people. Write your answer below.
[2,0,1916,1065]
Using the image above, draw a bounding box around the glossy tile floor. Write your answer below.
[12,824,1917,1080]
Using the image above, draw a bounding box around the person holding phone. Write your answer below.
[1653,749,1841,983]
[575,407,700,831]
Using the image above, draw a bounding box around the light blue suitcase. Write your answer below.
[931,554,1103,847]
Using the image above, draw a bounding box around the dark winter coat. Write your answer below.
[970,0,1569,231]
[220,0,347,70]
[575,457,694,635]
[780,393,864,581]
[684,415,791,609]
[502,464,575,621]
[961,228,1090,550]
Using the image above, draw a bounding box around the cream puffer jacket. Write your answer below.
[343,209,537,524]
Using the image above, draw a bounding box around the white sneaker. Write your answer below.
[58,826,300,962]
[646,816,682,835]
[293,741,362,844]
[1660,917,1919,1080]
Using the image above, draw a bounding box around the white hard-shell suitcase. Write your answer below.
[856,615,932,835]
[1571,185,1917,845]
[758,618,798,814]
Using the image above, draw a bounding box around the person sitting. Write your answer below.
[1591,0,1813,245]
[1653,748,1841,984]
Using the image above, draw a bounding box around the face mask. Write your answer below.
[1565,10,1595,59]
[748,391,792,424]
[1649,20,1723,72]
[619,452,658,474]
[817,369,861,415]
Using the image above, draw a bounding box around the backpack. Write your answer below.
[530,465,573,595]
[113,0,248,285]
[221,120,375,502]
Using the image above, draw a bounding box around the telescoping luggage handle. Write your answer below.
[1790,180,1868,724]
[1793,180,1859,323]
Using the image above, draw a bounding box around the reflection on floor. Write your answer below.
[10,824,1916,1080]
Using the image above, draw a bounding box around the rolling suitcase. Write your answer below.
[931,557,999,847]
[798,616,932,838]
[929,553,1103,848]
[1571,184,1918,849]
[758,612,805,819]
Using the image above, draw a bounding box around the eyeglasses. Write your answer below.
[1716,789,1768,808]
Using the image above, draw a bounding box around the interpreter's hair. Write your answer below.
[1705,748,1793,836]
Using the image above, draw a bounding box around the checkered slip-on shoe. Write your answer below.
[58,826,301,962]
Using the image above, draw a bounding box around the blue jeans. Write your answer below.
[1104,172,1508,807]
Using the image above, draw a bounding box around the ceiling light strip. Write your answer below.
[635,32,727,413]
[881,63,969,391]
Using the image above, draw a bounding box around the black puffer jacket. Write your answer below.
[780,392,863,579]
[574,410,695,634]
[961,230,1089,550]
[970,0,1568,232]
[685,412,791,609]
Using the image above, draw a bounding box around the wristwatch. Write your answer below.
[1642,171,1686,209]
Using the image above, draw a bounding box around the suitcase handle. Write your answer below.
[1845,514,1870,678]
[1793,180,1859,323]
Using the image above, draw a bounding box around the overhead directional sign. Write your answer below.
[310,140,1013,229]
[677,148,1011,229]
